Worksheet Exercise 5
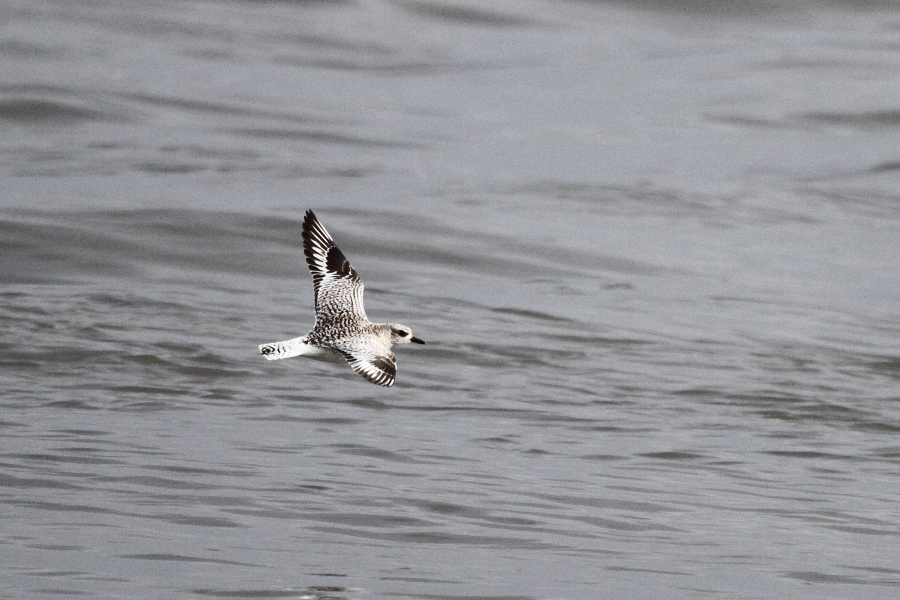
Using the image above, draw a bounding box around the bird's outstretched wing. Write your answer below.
[338,348,397,387]
[302,210,368,325]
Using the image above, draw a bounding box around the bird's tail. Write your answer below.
[259,337,307,360]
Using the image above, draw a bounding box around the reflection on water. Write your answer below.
[2,1,899,599]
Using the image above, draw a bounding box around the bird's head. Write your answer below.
[390,324,425,346]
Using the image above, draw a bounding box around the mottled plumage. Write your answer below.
[259,210,424,387]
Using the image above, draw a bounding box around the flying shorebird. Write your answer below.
[259,210,424,387]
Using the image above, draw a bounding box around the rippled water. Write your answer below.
[2,1,900,599]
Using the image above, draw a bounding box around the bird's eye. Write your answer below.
[397,330,408,337]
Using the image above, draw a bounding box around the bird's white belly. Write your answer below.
[301,343,345,363]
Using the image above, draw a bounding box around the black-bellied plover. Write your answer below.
[259,210,424,387]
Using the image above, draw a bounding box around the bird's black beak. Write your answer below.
[411,337,425,344]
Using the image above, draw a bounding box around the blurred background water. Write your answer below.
[1,1,899,598]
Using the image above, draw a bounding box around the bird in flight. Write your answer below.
[259,210,424,386]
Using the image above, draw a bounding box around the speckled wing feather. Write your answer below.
[338,347,397,387]
[302,210,368,327]
[302,210,399,386]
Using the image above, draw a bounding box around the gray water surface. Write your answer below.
[2,1,900,599]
